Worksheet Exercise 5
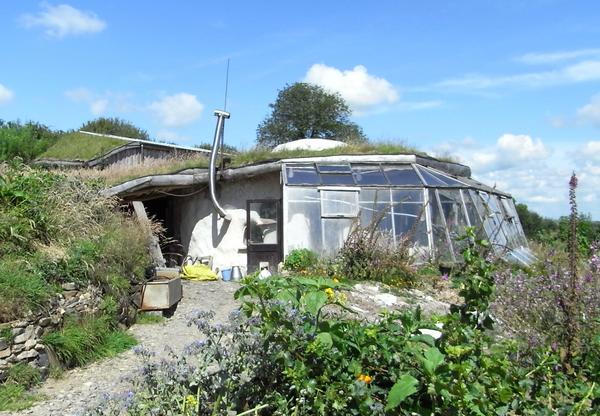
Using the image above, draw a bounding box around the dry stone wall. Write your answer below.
[0,284,102,382]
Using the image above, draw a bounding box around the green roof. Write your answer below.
[39,132,127,161]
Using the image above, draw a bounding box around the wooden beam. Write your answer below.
[132,200,166,267]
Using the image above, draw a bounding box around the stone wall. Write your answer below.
[0,283,102,382]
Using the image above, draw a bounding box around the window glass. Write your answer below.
[438,189,470,257]
[285,164,320,185]
[322,218,354,256]
[391,190,428,247]
[285,187,322,253]
[429,189,455,262]
[248,201,279,245]
[382,165,423,186]
[352,164,388,185]
[478,191,508,251]
[359,188,393,232]
[501,198,528,246]
[317,164,351,173]
[320,173,356,186]
[462,190,485,239]
[320,190,359,217]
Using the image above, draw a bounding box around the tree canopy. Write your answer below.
[256,83,366,149]
[80,117,150,140]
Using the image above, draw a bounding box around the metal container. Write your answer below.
[231,266,244,281]
[140,277,183,311]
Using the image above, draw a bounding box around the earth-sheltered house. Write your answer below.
[104,134,533,274]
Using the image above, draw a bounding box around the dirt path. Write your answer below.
[3,281,240,416]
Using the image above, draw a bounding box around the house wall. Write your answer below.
[174,172,282,271]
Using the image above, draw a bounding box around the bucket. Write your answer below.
[221,268,232,281]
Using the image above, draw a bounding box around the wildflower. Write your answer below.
[325,287,335,300]
[358,374,373,384]
[333,277,340,283]
[440,273,449,281]
[184,394,198,408]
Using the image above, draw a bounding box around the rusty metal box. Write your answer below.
[140,277,183,311]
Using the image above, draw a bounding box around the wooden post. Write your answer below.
[132,201,166,267]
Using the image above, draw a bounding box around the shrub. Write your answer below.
[337,221,416,287]
[284,249,318,272]
[0,120,61,162]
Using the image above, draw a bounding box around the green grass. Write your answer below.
[0,383,39,412]
[0,259,55,322]
[39,132,127,161]
[42,315,137,368]
[135,312,165,325]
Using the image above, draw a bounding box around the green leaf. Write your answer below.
[315,332,333,349]
[302,290,328,316]
[385,374,418,411]
[410,334,435,347]
[422,347,445,375]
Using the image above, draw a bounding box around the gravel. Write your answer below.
[1,280,240,416]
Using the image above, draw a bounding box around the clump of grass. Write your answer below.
[135,312,165,325]
[39,132,126,161]
[0,363,42,412]
[42,314,137,368]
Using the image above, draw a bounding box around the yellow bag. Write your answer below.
[180,263,218,281]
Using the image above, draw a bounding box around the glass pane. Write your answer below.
[320,173,356,186]
[438,189,470,257]
[462,190,485,240]
[429,189,454,262]
[248,201,279,244]
[352,164,388,185]
[359,188,393,232]
[417,166,465,187]
[502,198,528,246]
[382,165,423,186]
[317,163,351,173]
[285,187,322,252]
[321,190,359,217]
[322,218,354,256]
[391,190,428,248]
[477,191,508,252]
[285,164,320,185]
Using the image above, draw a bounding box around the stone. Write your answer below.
[11,344,24,354]
[11,327,24,337]
[37,351,49,368]
[34,326,44,337]
[63,290,79,300]
[17,349,38,360]
[39,317,52,327]
[13,325,35,344]
[7,354,19,363]
[24,339,36,350]
[12,320,28,328]
[0,347,11,359]
[34,344,46,352]
[61,282,77,291]
[0,339,7,351]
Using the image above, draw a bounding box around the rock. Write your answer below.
[7,354,19,363]
[37,351,49,368]
[61,282,77,291]
[14,325,35,344]
[11,327,24,337]
[35,344,46,352]
[34,326,44,337]
[24,339,37,350]
[39,317,52,327]
[17,349,38,360]
[12,320,29,328]
[63,290,79,300]
[12,344,24,354]
[0,347,11,359]
[0,339,7,351]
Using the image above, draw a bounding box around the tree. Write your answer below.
[256,83,366,149]
[80,117,150,140]
[0,120,61,162]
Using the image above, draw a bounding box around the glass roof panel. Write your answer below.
[316,164,351,173]
[320,173,356,186]
[285,164,320,185]
[416,166,466,187]
[352,164,388,185]
[382,165,423,186]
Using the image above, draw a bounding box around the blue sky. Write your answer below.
[1,1,600,218]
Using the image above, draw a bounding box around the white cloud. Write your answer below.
[517,48,600,65]
[497,133,549,160]
[21,3,106,38]
[0,83,14,104]
[90,99,108,115]
[577,94,600,127]
[580,141,600,162]
[156,129,192,143]
[304,64,399,110]
[149,93,204,127]
[436,59,600,92]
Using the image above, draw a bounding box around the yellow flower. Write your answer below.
[185,394,198,407]
[325,287,335,300]
[358,374,373,384]
[333,278,340,283]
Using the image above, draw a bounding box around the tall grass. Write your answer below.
[0,363,42,411]
[40,132,126,161]
[42,314,137,368]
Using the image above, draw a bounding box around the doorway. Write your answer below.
[246,199,282,273]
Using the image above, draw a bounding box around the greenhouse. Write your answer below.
[108,152,534,272]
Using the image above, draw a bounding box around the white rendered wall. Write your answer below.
[174,172,282,271]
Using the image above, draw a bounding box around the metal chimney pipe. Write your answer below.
[209,110,231,221]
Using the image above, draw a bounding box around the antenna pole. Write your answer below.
[224,58,230,111]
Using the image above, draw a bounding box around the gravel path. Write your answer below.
[2,281,240,416]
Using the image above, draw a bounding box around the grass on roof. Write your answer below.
[39,132,127,161]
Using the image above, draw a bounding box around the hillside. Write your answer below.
[39,132,127,161]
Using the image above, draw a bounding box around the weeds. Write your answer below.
[135,312,165,325]
[0,363,42,412]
